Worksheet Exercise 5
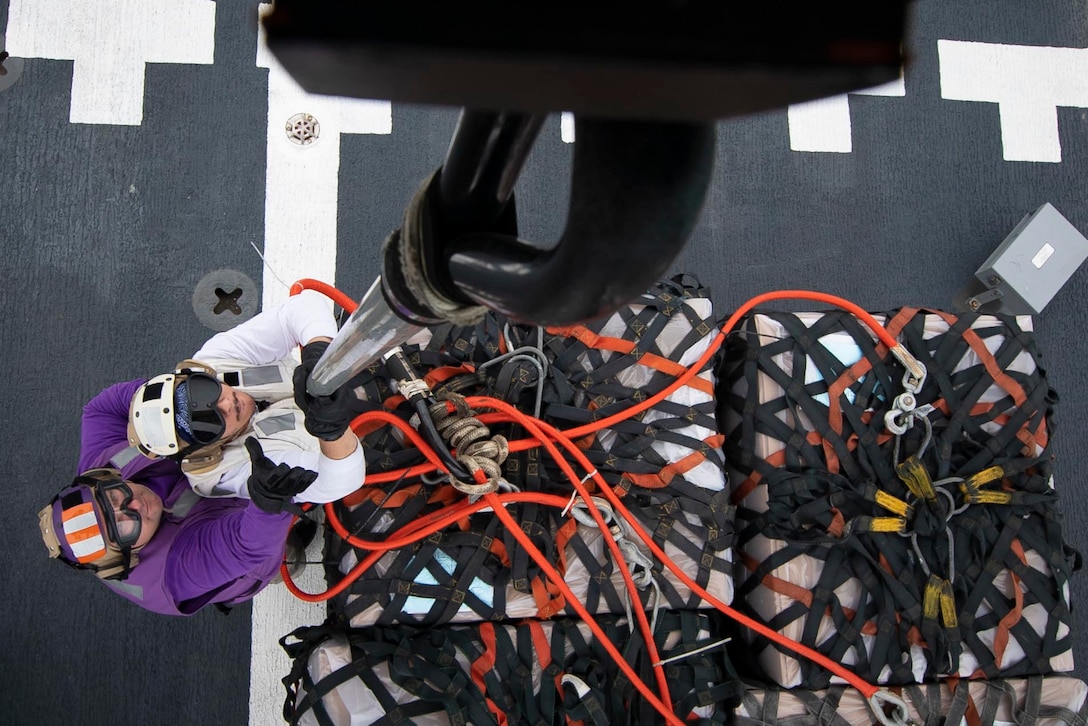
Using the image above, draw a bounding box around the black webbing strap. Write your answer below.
[326,276,735,628]
[330,489,733,626]
[667,608,746,718]
[735,677,1088,725]
[717,309,1079,688]
[280,625,438,726]
[281,612,738,725]
[333,523,511,626]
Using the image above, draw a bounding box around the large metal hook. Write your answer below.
[384,110,717,327]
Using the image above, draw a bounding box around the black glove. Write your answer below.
[245,437,318,514]
[293,340,360,441]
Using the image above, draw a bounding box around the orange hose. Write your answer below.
[360,289,900,485]
[291,278,359,314]
[284,408,677,715]
[280,491,573,602]
[326,491,573,554]
[287,280,908,704]
[486,494,685,726]
[471,396,883,699]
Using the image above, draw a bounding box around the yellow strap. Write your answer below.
[868,517,907,533]
[874,489,913,517]
[897,455,937,501]
[966,489,1013,505]
[939,578,959,628]
[922,574,942,620]
[964,465,1004,489]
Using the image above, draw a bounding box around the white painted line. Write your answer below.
[939,40,1088,163]
[255,3,392,310]
[788,94,854,153]
[561,112,576,143]
[251,7,391,725]
[6,0,216,125]
[248,530,329,726]
[788,78,905,153]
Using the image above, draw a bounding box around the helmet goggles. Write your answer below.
[39,469,147,581]
[178,372,226,446]
[76,473,143,549]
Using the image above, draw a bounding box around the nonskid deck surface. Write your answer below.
[2,0,1087,723]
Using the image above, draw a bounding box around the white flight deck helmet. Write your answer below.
[128,362,230,472]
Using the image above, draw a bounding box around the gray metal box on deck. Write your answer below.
[970,203,1088,315]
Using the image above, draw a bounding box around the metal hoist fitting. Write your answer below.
[885,344,931,435]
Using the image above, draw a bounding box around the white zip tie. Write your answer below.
[652,637,732,667]
[561,490,580,517]
[560,471,598,517]
[249,239,291,290]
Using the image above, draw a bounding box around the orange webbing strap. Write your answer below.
[532,576,566,619]
[731,431,824,504]
[623,433,725,490]
[932,310,1043,455]
[470,623,508,726]
[932,311,1028,408]
[990,538,1028,670]
[546,324,715,396]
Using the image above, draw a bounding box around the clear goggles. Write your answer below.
[78,476,143,549]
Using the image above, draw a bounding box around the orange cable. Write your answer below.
[477,397,883,700]
[291,278,359,314]
[290,280,909,702]
[358,288,901,485]
[283,407,677,717]
[486,493,685,726]
[280,491,573,602]
[468,403,676,712]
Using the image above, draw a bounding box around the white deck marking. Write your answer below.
[6,0,215,125]
[939,40,1088,162]
[561,112,576,143]
[788,78,906,153]
[250,7,391,726]
[255,4,392,310]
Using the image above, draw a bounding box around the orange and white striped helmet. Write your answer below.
[38,469,140,580]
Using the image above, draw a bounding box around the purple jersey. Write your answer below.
[80,380,292,615]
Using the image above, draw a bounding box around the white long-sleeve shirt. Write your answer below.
[187,290,365,503]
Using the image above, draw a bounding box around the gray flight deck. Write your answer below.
[2,1,1087,724]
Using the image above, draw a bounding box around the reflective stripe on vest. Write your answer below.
[108,445,143,470]
[222,365,286,388]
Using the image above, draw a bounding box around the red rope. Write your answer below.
[285,280,903,708]
[280,402,679,717]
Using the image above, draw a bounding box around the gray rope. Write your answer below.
[399,171,488,326]
[429,391,509,494]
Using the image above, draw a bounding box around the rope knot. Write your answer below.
[430,391,509,494]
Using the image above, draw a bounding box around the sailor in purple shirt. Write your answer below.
[37,379,319,615]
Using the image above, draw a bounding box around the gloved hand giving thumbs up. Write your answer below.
[244,437,318,514]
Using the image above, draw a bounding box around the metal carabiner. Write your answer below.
[884,409,914,436]
[890,344,927,395]
[477,348,548,418]
[569,496,616,529]
[469,476,521,507]
[891,392,917,414]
